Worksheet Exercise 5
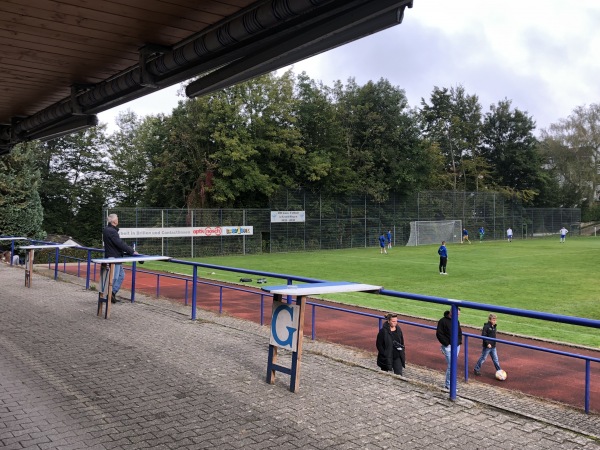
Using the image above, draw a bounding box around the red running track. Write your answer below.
[71,264,600,413]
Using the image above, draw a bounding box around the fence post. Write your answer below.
[449,304,460,400]
[191,265,198,320]
[86,250,92,290]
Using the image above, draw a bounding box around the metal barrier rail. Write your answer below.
[37,245,600,413]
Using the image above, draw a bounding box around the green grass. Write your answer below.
[144,236,600,348]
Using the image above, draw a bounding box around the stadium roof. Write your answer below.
[0,0,413,155]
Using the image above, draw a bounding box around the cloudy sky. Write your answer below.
[99,0,600,134]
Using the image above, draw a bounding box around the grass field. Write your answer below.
[145,236,600,348]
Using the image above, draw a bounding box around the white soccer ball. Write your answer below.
[495,369,507,381]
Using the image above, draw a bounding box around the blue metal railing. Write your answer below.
[17,240,600,413]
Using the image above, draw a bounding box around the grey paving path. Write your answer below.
[1,265,599,449]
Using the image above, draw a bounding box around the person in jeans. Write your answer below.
[103,213,138,303]
[473,314,502,376]
[436,308,462,390]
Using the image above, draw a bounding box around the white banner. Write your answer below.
[118,226,253,238]
[270,211,305,223]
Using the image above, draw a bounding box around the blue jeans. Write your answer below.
[474,347,501,371]
[441,344,460,388]
[112,263,125,295]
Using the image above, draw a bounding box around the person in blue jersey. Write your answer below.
[386,230,392,249]
[438,240,448,275]
[478,226,485,242]
[379,233,387,254]
[462,228,471,244]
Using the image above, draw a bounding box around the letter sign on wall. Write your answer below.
[270,301,300,351]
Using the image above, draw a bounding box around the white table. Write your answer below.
[261,281,381,392]
[91,255,172,319]
[19,244,77,287]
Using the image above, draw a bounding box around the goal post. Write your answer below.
[406,220,462,246]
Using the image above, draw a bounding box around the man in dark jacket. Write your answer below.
[103,213,138,302]
[436,308,462,390]
[473,314,502,376]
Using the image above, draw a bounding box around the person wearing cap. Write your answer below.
[103,213,138,303]
[376,313,406,375]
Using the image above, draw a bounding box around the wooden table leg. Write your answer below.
[97,263,115,319]
[24,249,34,288]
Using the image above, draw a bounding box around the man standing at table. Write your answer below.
[103,214,138,303]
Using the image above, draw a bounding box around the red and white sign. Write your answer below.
[118,226,253,238]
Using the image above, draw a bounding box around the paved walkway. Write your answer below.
[1,265,599,449]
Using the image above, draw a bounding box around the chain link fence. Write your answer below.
[104,190,580,257]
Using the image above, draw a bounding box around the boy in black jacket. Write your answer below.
[473,314,502,376]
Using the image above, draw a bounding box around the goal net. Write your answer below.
[406,220,462,246]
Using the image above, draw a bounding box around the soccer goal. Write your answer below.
[406,220,462,246]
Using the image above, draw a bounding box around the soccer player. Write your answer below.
[386,230,392,249]
[438,241,448,275]
[379,233,387,254]
[473,314,502,376]
[506,227,513,242]
[478,226,485,242]
[559,226,568,243]
[462,228,471,244]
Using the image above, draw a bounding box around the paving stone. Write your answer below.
[0,267,599,449]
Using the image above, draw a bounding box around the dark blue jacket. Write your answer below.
[103,224,135,258]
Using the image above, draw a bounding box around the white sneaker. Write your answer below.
[440,272,443,275]
[442,272,448,275]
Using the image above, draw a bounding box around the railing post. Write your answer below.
[286,277,293,304]
[156,274,160,297]
[131,262,137,303]
[311,304,316,340]
[54,247,59,280]
[184,279,189,306]
[449,304,460,400]
[585,359,591,414]
[464,336,469,382]
[191,265,198,320]
[260,294,265,326]
[86,250,92,290]
[219,286,223,314]
[10,239,16,266]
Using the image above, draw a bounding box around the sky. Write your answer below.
[98,0,600,135]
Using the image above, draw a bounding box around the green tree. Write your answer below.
[107,111,150,207]
[333,78,430,201]
[0,142,45,238]
[539,104,600,207]
[480,99,542,204]
[144,72,306,208]
[38,126,109,242]
[420,85,482,191]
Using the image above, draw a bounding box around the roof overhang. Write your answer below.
[0,0,413,155]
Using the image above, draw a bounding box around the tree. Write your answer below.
[144,72,307,208]
[0,142,45,238]
[480,99,542,204]
[38,126,109,242]
[539,104,600,207]
[333,78,431,201]
[420,85,482,191]
[107,111,151,207]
